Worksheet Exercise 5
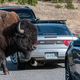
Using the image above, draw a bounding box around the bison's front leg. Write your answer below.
[1,59,9,75]
[0,51,9,75]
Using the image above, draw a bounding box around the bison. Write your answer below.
[0,10,37,75]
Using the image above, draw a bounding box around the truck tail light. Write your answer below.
[63,40,72,46]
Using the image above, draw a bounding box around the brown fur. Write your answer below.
[0,11,19,75]
[0,10,19,32]
[0,11,37,75]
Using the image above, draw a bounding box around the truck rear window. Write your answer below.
[1,9,36,20]
[36,24,72,35]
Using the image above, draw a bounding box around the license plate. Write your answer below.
[45,52,58,59]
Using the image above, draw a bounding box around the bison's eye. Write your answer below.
[18,22,24,34]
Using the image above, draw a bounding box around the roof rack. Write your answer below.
[35,20,66,24]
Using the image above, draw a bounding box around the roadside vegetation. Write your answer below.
[52,0,75,9]
[0,0,38,6]
[65,0,75,9]
[0,0,76,9]
[54,4,63,8]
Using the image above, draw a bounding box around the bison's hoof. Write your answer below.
[4,71,9,75]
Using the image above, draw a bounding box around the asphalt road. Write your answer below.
[0,57,65,80]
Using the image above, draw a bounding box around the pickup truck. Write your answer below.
[0,6,38,21]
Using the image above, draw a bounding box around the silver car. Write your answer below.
[10,20,77,66]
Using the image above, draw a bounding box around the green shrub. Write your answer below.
[51,0,58,3]
[55,4,62,8]
[8,0,14,2]
[65,0,75,9]
[27,0,38,6]
[17,0,28,5]
[65,3,75,9]
[17,0,38,6]
[58,0,64,3]
[65,0,73,3]
[0,0,7,3]
[52,0,64,3]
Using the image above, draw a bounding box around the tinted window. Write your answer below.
[36,24,71,35]
[2,9,36,20]
[73,39,80,46]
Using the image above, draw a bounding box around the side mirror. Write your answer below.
[36,17,40,21]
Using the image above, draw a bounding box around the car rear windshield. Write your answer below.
[36,24,72,35]
[2,9,36,20]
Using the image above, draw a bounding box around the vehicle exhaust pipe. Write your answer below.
[30,59,38,67]
[30,58,45,66]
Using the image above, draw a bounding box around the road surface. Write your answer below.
[0,57,65,80]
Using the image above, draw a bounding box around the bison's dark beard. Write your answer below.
[17,37,28,51]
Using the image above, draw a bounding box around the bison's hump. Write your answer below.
[0,10,20,32]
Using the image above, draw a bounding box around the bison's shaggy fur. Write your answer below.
[0,11,37,75]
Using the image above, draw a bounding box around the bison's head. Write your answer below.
[16,20,37,52]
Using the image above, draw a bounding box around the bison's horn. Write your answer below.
[18,22,24,34]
